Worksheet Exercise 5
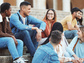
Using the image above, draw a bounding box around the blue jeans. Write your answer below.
[14,24,40,56]
[0,37,23,60]
[64,30,78,39]
[15,30,38,56]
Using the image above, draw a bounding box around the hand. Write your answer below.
[59,57,65,63]
[12,36,18,46]
[74,54,79,60]
[72,59,79,63]
[36,29,42,42]
[78,58,83,63]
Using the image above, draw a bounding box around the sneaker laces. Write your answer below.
[20,57,29,62]
[13,58,25,63]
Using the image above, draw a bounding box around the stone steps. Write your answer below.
[0,46,27,56]
[0,54,32,63]
[0,46,32,63]
[11,6,70,22]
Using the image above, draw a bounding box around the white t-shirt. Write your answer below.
[0,14,2,22]
[55,36,72,62]
[21,16,26,25]
[61,36,69,53]
[0,14,9,22]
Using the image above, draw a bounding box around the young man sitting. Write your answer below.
[32,30,62,63]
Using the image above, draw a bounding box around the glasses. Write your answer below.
[47,13,54,15]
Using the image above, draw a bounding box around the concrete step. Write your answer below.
[0,54,32,63]
[0,46,27,56]
[11,6,70,22]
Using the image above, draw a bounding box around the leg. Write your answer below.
[29,30,38,49]
[15,30,36,56]
[30,24,41,48]
[0,37,20,60]
[16,39,23,57]
[64,30,78,39]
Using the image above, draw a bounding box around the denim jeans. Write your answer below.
[14,24,40,56]
[0,37,23,60]
[15,30,38,56]
[64,30,78,39]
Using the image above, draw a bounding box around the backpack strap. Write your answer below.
[26,17,28,25]
[17,13,21,21]
[11,13,28,30]
[17,13,28,25]
[11,13,20,31]
[73,38,79,51]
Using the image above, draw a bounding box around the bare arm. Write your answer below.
[67,22,78,30]
[73,54,79,60]
[74,24,80,31]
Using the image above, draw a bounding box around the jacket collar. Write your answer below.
[17,10,28,24]
[17,10,22,19]
[46,42,54,50]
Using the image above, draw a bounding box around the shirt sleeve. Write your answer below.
[10,14,32,30]
[66,16,72,22]
[66,36,78,56]
[49,54,60,63]
[75,19,77,25]
[27,15,46,31]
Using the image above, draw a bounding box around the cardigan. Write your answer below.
[0,17,14,37]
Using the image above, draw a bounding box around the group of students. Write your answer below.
[0,1,84,63]
[32,6,84,63]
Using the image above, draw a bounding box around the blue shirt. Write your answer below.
[10,11,46,34]
[32,43,60,63]
[67,36,84,63]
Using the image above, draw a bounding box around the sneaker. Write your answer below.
[20,57,29,62]
[13,58,25,63]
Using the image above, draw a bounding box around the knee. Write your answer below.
[35,24,40,28]
[6,37,15,44]
[22,30,29,34]
[17,39,23,46]
[7,37,14,42]
[72,30,78,33]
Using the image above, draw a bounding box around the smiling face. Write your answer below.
[47,10,54,20]
[77,30,82,38]
[23,5,31,16]
[75,11,83,19]
[77,12,83,19]
[21,5,31,16]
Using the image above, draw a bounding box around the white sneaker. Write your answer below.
[20,57,29,62]
[13,58,25,63]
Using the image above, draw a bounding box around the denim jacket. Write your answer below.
[32,43,60,63]
[10,11,46,34]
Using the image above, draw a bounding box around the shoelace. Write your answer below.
[21,57,28,61]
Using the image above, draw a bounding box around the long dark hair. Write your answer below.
[42,22,63,45]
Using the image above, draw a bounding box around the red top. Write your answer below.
[42,20,55,38]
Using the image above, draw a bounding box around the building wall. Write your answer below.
[3,0,84,10]
[46,0,53,9]
[57,0,62,10]
[71,0,84,9]
[4,0,16,6]
[4,0,33,7]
